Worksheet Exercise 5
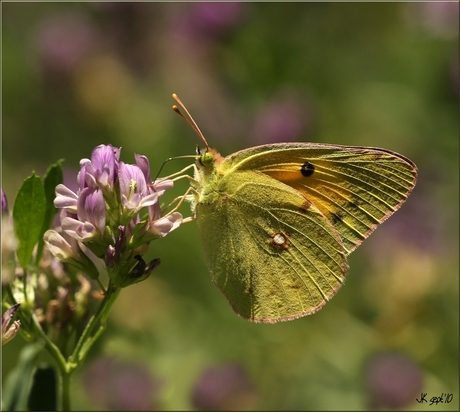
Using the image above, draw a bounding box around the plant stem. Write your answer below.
[30,313,71,410]
[69,281,120,366]
[58,282,120,410]
[28,281,120,410]
[30,313,68,375]
[60,368,72,411]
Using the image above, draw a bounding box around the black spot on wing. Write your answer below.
[301,161,315,177]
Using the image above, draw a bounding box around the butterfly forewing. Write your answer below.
[223,143,418,255]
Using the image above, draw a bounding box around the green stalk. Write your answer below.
[30,313,70,410]
[29,281,120,410]
[60,368,72,411]
[69,281,120,366]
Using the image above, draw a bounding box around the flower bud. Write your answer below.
[2,303,21,346]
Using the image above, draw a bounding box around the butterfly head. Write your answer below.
[196,147,223,170]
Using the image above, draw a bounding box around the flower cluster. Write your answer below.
[44,144,182,288]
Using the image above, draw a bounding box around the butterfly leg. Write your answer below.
[156,163,197,181]
[162,185,198,224]
[171,173,200,187]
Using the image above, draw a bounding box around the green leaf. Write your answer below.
[13,173,47,270]
[36,160,64,263]
[27,364,57,411]
[43,160,64,225]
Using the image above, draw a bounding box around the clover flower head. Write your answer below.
[46,145,183,287]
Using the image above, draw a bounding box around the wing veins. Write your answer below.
[313,166,407,206]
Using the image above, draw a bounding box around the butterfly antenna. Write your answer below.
[172,93,210,151]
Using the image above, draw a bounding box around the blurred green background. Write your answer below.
[2,2,458,410]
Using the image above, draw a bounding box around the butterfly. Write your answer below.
[172,94,418,323]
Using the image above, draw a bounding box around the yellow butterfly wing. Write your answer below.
[220,143,418,255]
[195,168,348,323]
[194,143,417,323]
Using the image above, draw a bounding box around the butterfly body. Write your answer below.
[191,142,417,323]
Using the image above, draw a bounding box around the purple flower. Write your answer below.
[2,303,21,346]
[365,352,423,409]
[176,2,245,39]
[191,364,258,410]
[130,154,164,221]
[251,93,311,144]
[1,189,8,214]
[54,184,79,213]
[83,357,163,410]
[44,221,100,280]
[119,162,156,219]
[46,145,182,287]
[78,144,120,193]
[134,154,152,182]
[408,2,460,39]
[62,187,106,241]
[36,11,97,75]
[1,190,18,283]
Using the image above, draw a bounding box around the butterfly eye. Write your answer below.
[201,152,215,167]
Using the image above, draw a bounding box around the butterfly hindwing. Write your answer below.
[196,169,348,323]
